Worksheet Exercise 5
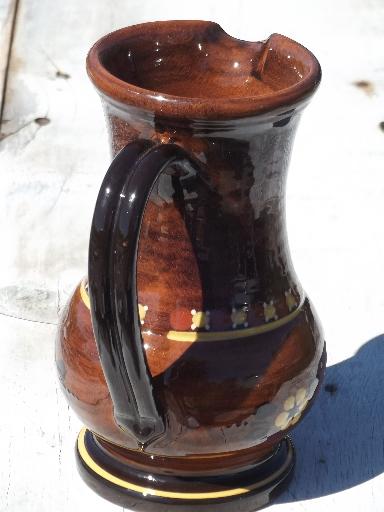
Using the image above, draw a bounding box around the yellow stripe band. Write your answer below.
[167,303,303,342]
[80,280,90,310]
[79,279,303,344]
[77,428,250,500]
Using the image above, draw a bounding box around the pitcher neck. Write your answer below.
[103,101,304,312]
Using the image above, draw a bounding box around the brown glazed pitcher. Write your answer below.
[56,20,326,511]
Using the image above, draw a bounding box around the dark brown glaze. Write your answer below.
[76,430,295,511]
[56,19,325,490]
[88,140,167,444]
[86,21,321,119]
[57,281,325,460]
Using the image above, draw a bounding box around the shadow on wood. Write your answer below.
[277,334,384,502]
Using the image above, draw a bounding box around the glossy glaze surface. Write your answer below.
[87,20,321,118]
[88,140,167,444]
[76,428,295,511]
[56,20,325,477]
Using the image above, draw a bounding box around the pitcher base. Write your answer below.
[76,428,294,511]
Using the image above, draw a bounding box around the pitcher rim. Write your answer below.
[86,20,321,120]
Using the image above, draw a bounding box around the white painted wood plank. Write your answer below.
[0,0,384,511]
[0,0,17,112]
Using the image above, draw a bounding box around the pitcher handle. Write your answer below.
[88,140,197,445]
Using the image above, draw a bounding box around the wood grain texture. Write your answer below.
[0,0,384,511]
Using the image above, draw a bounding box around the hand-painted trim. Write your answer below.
[166,301,303,342]
[77,428,292,500]
[80,279,303,343]
[80,280,90,310]
[77,428,248,499]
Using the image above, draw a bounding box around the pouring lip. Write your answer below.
[86,20,321,120]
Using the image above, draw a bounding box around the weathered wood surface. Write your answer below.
[0,0,17,116]
[0,0,384,511]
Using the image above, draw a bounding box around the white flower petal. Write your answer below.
[275,412,290,429]
[295,387,307,406]
[283,396,295,411]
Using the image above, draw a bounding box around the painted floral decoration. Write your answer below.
[285,289,297,312]
[263,301,278,322]
[138,304,148,325]
[191,309,210,330]
[274,387,309,430]
[231,307,248,328]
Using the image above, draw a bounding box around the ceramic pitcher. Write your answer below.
[56,20,326,511]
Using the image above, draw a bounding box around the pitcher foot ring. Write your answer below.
[76,428,294,511]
